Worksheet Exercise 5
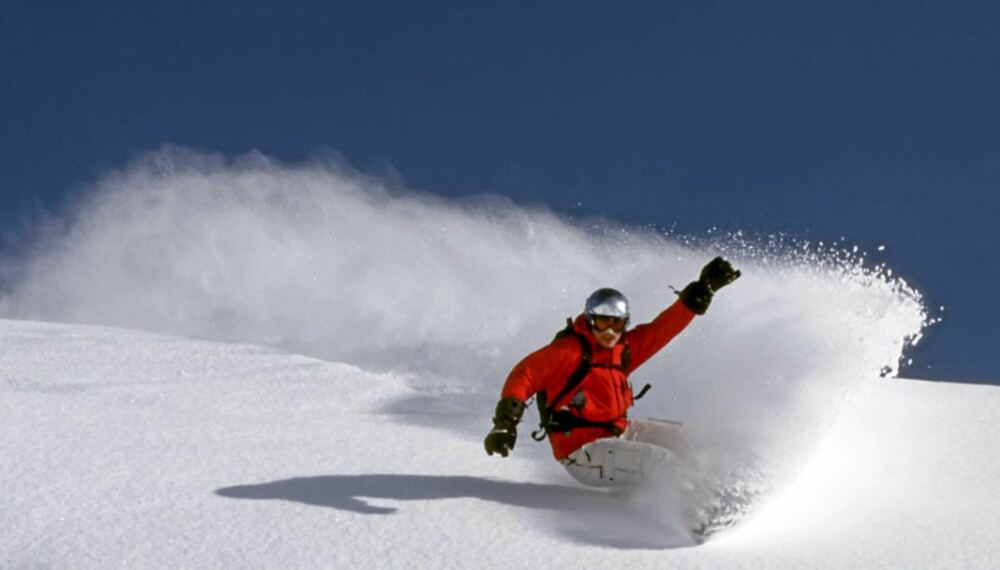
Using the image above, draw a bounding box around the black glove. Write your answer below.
[700,256,741,292]
[678,257,741,315]
[484,397,525,457]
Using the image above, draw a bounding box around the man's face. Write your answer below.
[591,315,627,349]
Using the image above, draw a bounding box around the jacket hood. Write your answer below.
[572,313,591,336]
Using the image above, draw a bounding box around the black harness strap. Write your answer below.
[532,323,591,441]
[548,409,624,437]
[547,330,592,413]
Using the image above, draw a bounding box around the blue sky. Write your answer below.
[1,1,998,381]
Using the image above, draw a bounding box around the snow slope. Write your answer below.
[2,149,995,567]
[2,318,999,568]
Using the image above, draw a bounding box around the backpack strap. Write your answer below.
[548,409,625,437]
[532,319,592,441]
[547,329,592,412]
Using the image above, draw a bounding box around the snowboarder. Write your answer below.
[484,257,740,487]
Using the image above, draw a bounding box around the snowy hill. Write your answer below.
[2,150,995,567]
[3,318,999,568]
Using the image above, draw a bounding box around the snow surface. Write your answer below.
[3,319,999,568]
[2,149,997,567]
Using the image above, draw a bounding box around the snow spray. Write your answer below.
[0,147,930,539]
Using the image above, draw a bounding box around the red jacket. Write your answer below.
[501,299,696,460]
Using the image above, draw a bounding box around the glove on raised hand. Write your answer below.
[700,256,741,291]
[484,397,525,457]
[678,256,741,315]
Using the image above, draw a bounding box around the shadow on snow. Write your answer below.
[215,473,612,515]
[215,473,698,549]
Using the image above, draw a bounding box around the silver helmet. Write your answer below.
[584,288,630,327]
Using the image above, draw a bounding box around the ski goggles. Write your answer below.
[591,315,628,333]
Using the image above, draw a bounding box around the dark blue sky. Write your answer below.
[2,1,998,381]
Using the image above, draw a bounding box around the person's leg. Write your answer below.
[561,436,674,487]
[622,418,690,459]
